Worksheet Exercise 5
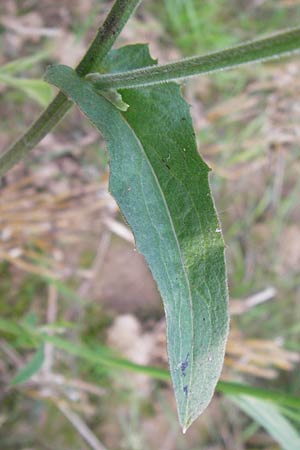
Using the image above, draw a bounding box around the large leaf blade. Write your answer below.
[45,47,229,431]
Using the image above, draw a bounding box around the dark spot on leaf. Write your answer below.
[161,157,171,170]
[180,353,190,377]
[183,385,188,397]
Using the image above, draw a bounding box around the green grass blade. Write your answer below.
[42,334,170,381]
[45,45,229,432]
[279,406,300,423]
[43,333,300,410]
[41,276,88,305]
[217,381,300,409]
[0,51,49,75]
[231,396,300,450]
[0,318,25,336]
[0,74,54,106]
[11,344,45,385]
[2,316,299,411]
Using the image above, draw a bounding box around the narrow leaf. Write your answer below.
[42,333,300,410]
[0,317,36,345]
[3,315,300,414]
[42,334,170,381]
[45,45,229,432]
[0,51,49,76]
[86,27,300,90]
[217,380,300,409]
[11,344,45,385]
[231,396,300,450]
[0,74,53,106]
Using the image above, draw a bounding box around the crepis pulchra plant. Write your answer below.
[1,0,300,433]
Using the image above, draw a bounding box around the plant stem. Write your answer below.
[86,27,300,89]
[0,0,141,177]
[76,0,142,76]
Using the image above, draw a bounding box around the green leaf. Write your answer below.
[3,313,300,419]
[41,333,300,410]
[217,381,300,409]
[0,51,49,76]
[231,396,300,450]
[0,73,53,106]
[11,344,45,385]
[42,334,169,381]
[0,317,37,346]
[0,318,25,336]
[98,44,157,73]
[44,45,229,432]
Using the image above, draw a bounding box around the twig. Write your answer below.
[78,230,112,298]
[271,148,286,209]
[57,402,108,450]
[42,285,58,375]
[230,287,277,315]
[0,249,57,278]
[0,339,23,368]
[2,17,61,37]
[39,373,106,397]
[102,217,134,244]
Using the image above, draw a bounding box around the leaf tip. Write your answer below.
[43,64,72,86]
[182,418,192,435]
[181,411,196,434]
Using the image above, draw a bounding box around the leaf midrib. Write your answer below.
[121,114,194,425]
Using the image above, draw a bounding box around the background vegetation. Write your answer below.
[0,0,300,448]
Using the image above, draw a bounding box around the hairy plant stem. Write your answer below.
[0,0,141,177]
[87,27,300,89]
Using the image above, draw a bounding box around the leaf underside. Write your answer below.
[45,45,229,432]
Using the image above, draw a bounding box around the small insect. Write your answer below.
[183,385,188,397]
